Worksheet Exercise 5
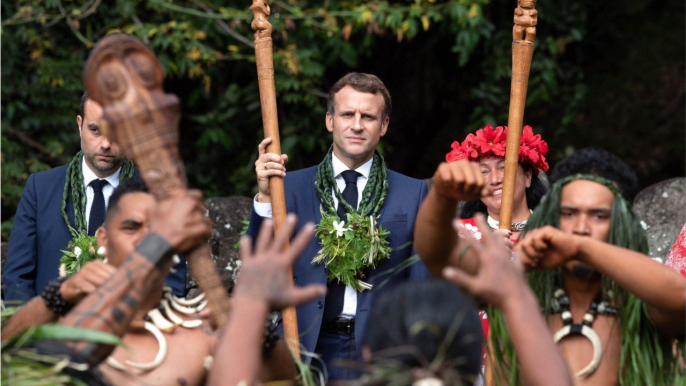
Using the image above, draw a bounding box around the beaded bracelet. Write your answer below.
[40,276,74,316]
[262,316,280,356]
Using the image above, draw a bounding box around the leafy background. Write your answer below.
[2,0,684,240]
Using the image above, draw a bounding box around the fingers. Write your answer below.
[239,235,253,261]
[285,285,327,309]
[87,262,116,283]
[255,219,274,253]
[442,267,476,294]
[271,214,297,253]
[257,137,272,155]
[287,223,315,265]
[460,162,477,196]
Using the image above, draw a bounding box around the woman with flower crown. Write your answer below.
[447,124,549,245]
[414,124,550,383]
[415,124,550,277]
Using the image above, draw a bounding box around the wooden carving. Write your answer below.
[82,33,230,330]
[250,0,301,358]
[499,0,538,229]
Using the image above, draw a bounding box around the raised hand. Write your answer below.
[60,260,116,303]
[515,225,580,270]
[149,189,213,253]
[432,160,491,201]
[255,137,288,203]
[235,214,326,311]
[443,214,525,309]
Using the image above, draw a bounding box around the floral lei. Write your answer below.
[445,124,549,174]
[312,147,391,292]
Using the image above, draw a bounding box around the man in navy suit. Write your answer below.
[247,73,430,380]
[3,93,186,303]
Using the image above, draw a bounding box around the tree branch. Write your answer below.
[193,0,254,48]
[4,126,69,164]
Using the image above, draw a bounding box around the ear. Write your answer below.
[380,116,390,137]
[525,168,533,188]
[96,227,108,257]
[325,111,334,133]
[77,115,83,135]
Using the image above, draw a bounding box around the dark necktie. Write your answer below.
[88,179,108,236]
[324,170,361,321]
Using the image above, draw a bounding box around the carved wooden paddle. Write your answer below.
[83,33,230,330]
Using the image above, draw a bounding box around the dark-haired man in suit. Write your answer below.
[247,73,430,380]
[3,93,186,302]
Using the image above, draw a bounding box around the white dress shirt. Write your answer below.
[253,153,373,317]
[82,157,122,230]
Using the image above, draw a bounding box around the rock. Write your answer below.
[187,196,253,297]
[633,178,685,262]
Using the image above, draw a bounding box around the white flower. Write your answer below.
[333,220,348,238]
[74,247,82,257]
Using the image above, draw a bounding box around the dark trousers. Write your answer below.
[313,331,362,382]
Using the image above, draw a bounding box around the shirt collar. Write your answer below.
[331,152,373,179]
[82,157,122,188]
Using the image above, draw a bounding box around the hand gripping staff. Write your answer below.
[500,0,539,229]
[82,34,231,330]
[250,0,300,358]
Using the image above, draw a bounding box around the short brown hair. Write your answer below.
[327,73,392,119]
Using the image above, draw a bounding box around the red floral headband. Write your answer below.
[445,124,549,173]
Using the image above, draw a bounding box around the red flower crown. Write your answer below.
[445,124,549,173]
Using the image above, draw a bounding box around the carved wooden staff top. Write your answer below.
[250,0,301,358]
[83,33,230,329]
[500,0,538,229]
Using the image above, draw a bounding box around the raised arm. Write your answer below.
[414,161,489,276]
[444,216,573,386]
[58,191,211,364]
[208,215,326,386]
[2,260,116,340]
[518,226,686,338]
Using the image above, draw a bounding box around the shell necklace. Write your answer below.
[486,210,533,231]
[105,287,208,372]
[550,288,617,377]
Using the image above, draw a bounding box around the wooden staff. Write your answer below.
[250,0,300,357]
[82,33,231,330]
[500,0,538,229]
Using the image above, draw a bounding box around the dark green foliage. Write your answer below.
[2,1,683,240]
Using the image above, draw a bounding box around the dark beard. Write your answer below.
[569,264,600,281]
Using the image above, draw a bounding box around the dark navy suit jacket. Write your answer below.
[247,165,430,361]
[3,164,187,302]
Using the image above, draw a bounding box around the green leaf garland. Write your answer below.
[313,147,390,291]
[313,208,391,291]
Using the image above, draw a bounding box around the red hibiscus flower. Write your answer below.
[469,124,506,156]
[518,125,549,172]
[445,141,467,162]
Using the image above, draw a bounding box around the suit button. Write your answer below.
[317,301,323,309]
